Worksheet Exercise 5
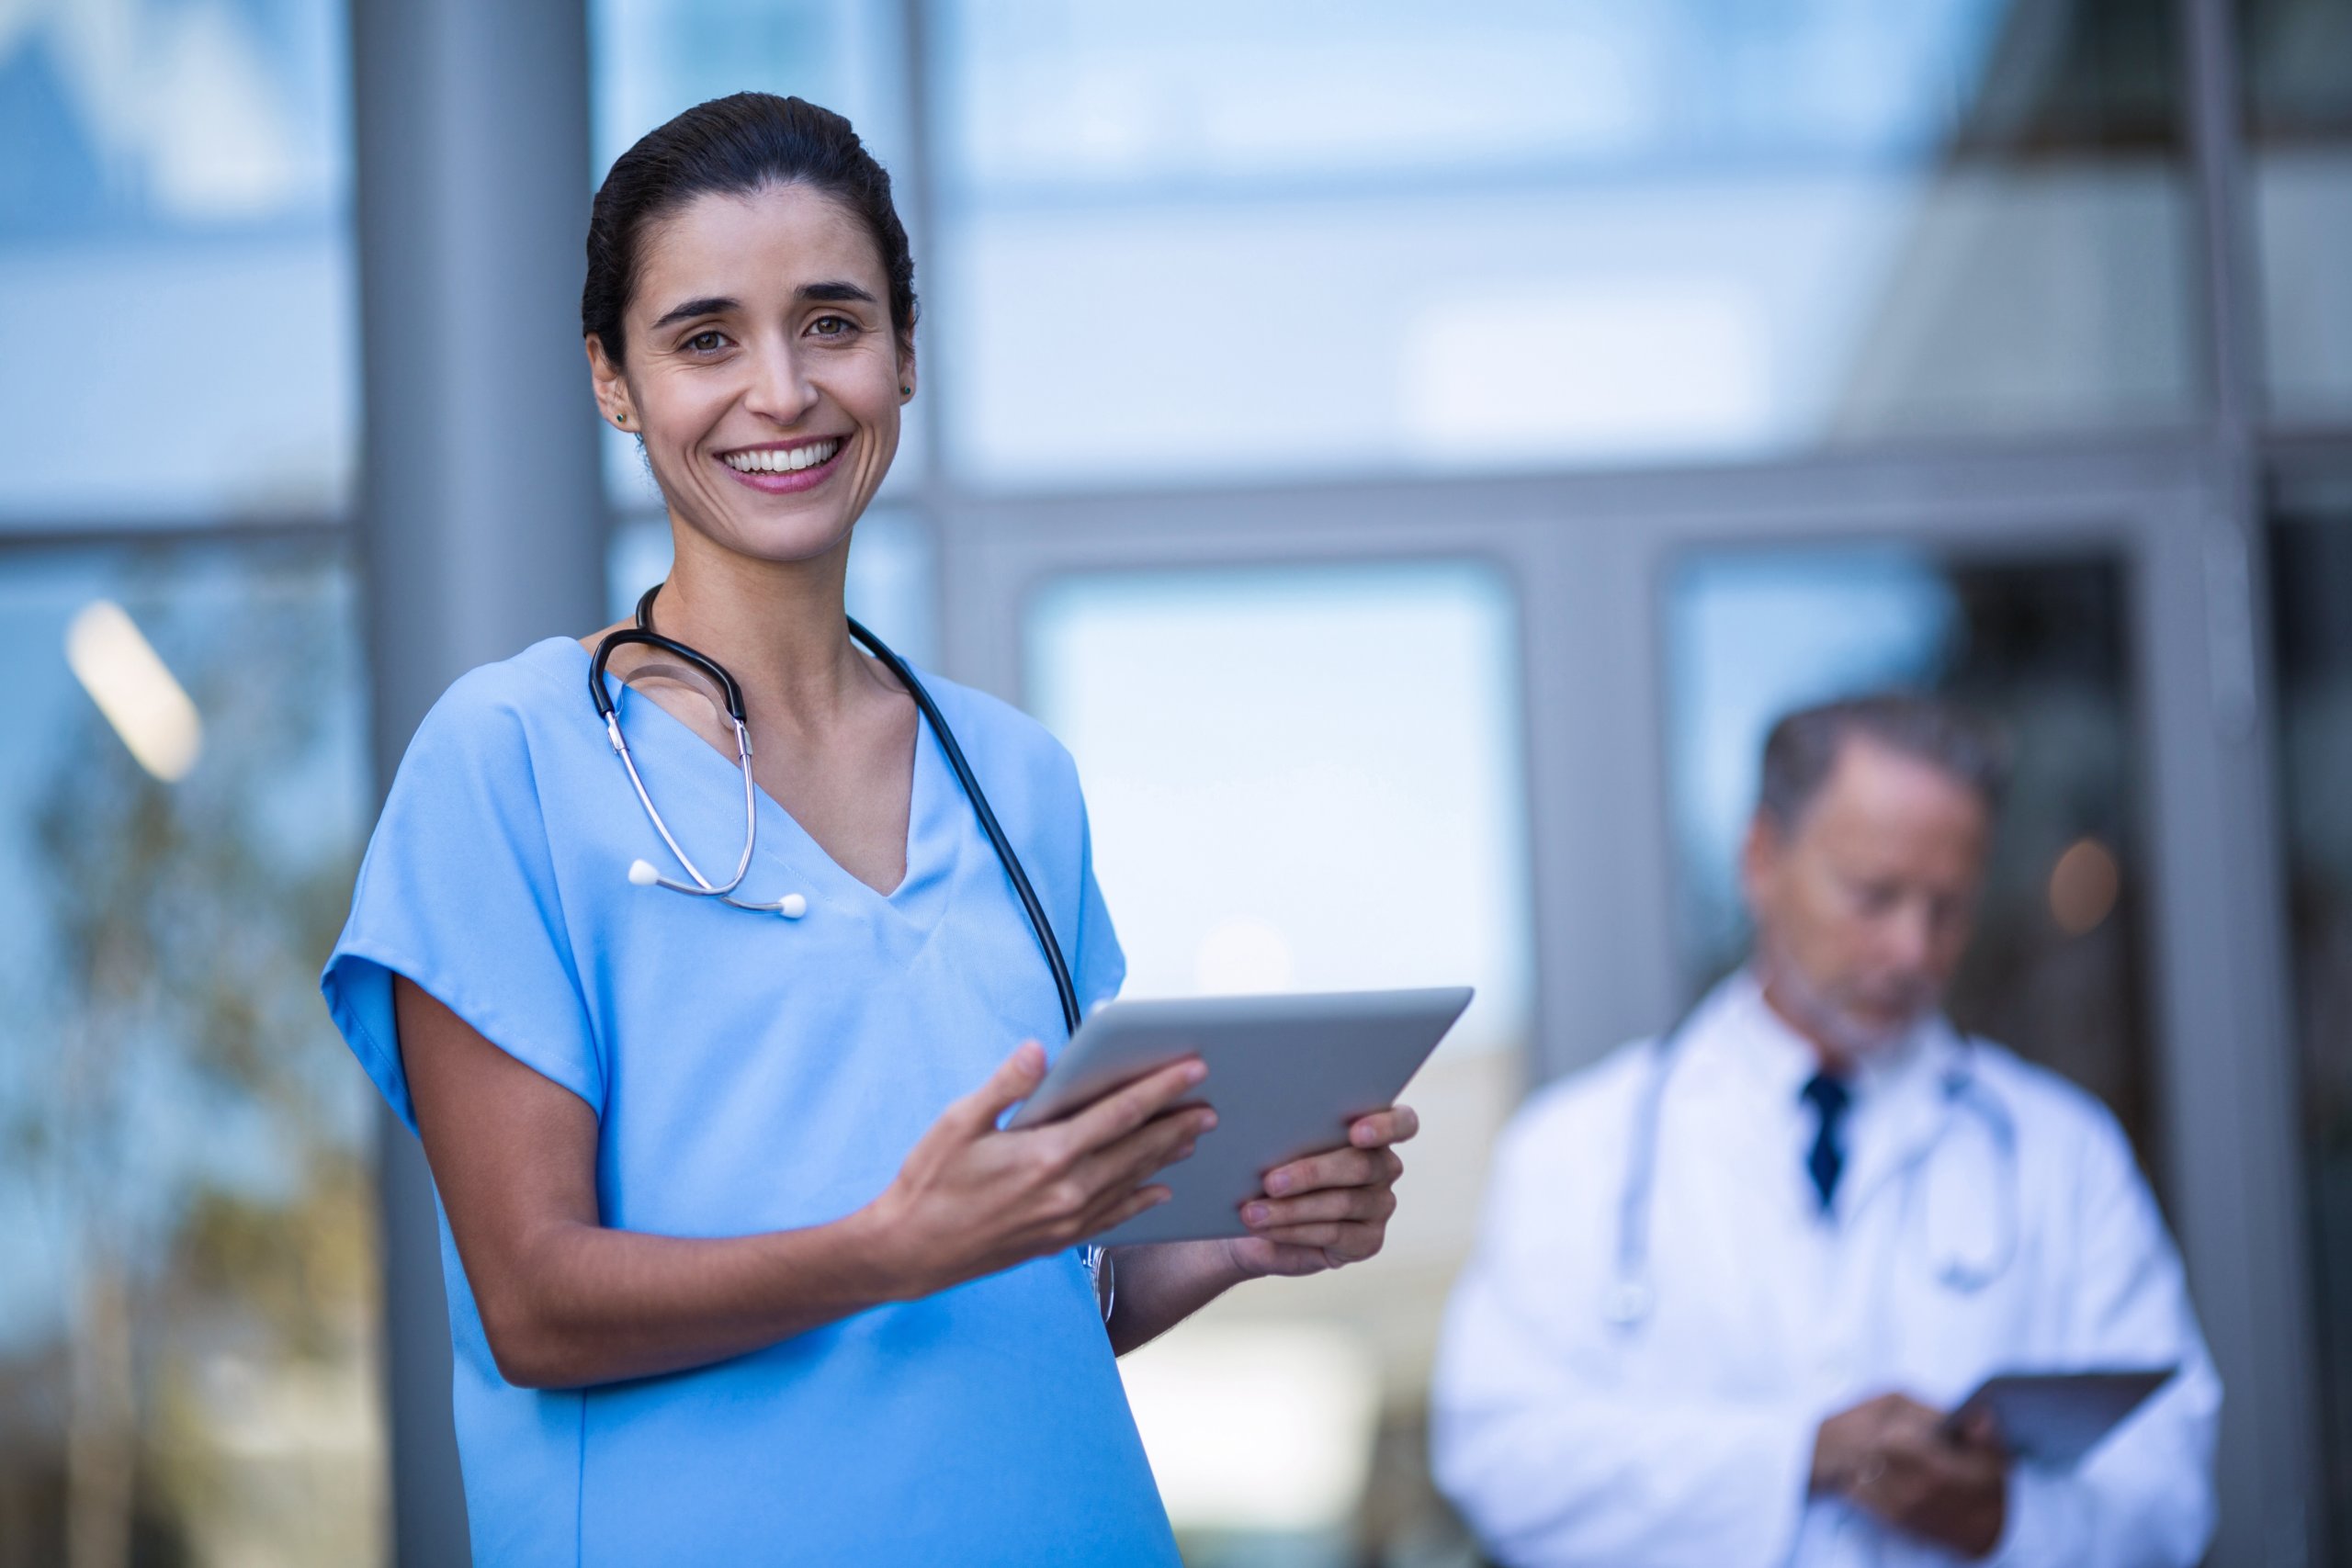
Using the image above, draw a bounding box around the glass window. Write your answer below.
[1662,546,2164,1177]
[0,2,356,525]
[2270,475,2352,1561]
[2241,0,2352,424]
[1025,561,1532,1563]
[0,539,383,1563]
[588,0,925,510]
[935,0,2199,490]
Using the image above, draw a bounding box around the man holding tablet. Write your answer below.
[1433,694,2220,1566]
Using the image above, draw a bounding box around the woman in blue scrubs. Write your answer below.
[321,93,1417,1565]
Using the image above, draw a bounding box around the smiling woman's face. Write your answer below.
[589,182,910,567]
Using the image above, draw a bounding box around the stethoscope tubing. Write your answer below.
[844,611,1082,1038]
[594,585,1106,1313]
[1606,998,2019,1330]
[593,585,1083,1037]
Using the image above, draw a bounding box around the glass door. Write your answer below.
[1566,454,2318,1568]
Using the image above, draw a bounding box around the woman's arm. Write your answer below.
[397,977,1212,1389]
[1103,1106,1419,1356]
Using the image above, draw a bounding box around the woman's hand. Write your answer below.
[866,1043,1216,1299]
[1224,1104,1419,1279]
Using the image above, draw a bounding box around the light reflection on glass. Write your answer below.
[0,542,382,1564]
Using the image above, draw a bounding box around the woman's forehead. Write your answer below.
[632,185,883,311]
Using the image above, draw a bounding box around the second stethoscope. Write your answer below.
[586,584,1082,1039]
[1601,999,2021,1331]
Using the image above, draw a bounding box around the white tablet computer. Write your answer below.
[1006,987,1475,1247]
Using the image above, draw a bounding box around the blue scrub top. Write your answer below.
[322,637,1179,1567]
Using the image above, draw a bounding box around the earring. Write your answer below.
[616,410,630,426]
[899,385,911,396]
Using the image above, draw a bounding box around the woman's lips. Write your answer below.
[715,438,846,494]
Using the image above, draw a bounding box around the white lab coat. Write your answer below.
[1431,974,2218,1568]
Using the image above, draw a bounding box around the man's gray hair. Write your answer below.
[1758,692,2012,829]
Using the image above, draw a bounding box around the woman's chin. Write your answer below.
[679,506,860,569]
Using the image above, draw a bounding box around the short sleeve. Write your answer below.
[1070,789,1126,1018]
[320,673,604,1135]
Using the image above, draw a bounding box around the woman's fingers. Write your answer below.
[1345,1104,1419,1148]
[1261,1145,1403,1200]
[1244,1220,1382,1259]
[1241,1184,1395,1230]
[1075,1180,1173,1240]
[1058,1056,1207,1151]
[945,1042,1048,1136]
[1070,1106,1214,1203]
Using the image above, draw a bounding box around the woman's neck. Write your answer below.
[651,525,871,721]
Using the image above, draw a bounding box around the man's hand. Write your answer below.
[1813,1392,2008,1559]
[1221,1105,1419,1279]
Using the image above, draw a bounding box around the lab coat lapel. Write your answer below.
[1835,1018,1967,1229]
[1661,988,1824,1352]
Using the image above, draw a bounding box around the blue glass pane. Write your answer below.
[2242,0,2352,423]
[936,0,2197,487]
[0,2,356,525]
[0,539,383,1560]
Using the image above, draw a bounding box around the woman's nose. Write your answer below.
[743,341,819,423]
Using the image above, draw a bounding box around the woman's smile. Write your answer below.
[716,435,847,493]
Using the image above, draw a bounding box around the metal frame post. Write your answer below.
[349,1,605,1561]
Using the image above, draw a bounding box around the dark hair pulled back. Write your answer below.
[582,93,917,365]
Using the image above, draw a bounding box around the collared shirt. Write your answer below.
[1431,972,2220,1568]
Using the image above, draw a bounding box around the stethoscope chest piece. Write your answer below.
[1602,1277,1654,1329]
[626,852,808,919]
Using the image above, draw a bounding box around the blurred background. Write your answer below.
[0,0,2347,1563]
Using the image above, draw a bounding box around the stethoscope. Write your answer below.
[589,585,1111,1312]
[1602,997,2020,1331]
[588,583,1081,1036]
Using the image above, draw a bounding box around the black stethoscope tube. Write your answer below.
[594,585,1083,1039]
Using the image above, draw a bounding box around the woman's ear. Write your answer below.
[586,335,635,430]
[897,345,917,402]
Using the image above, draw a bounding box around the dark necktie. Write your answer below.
[1801,1070,1853,1213]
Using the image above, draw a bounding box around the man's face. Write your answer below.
[1741,735,1991,1060]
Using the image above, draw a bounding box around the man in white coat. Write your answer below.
[1432,694,2218,1567]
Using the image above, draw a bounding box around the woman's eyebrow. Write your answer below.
[650,295,736,330]
[650,283,873,330]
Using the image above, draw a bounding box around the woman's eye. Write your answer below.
[810,315,855,338]
[684,330,725,353]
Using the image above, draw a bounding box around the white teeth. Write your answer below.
[721,439,841,475]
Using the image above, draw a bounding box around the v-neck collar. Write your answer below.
[560,636,956,917]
